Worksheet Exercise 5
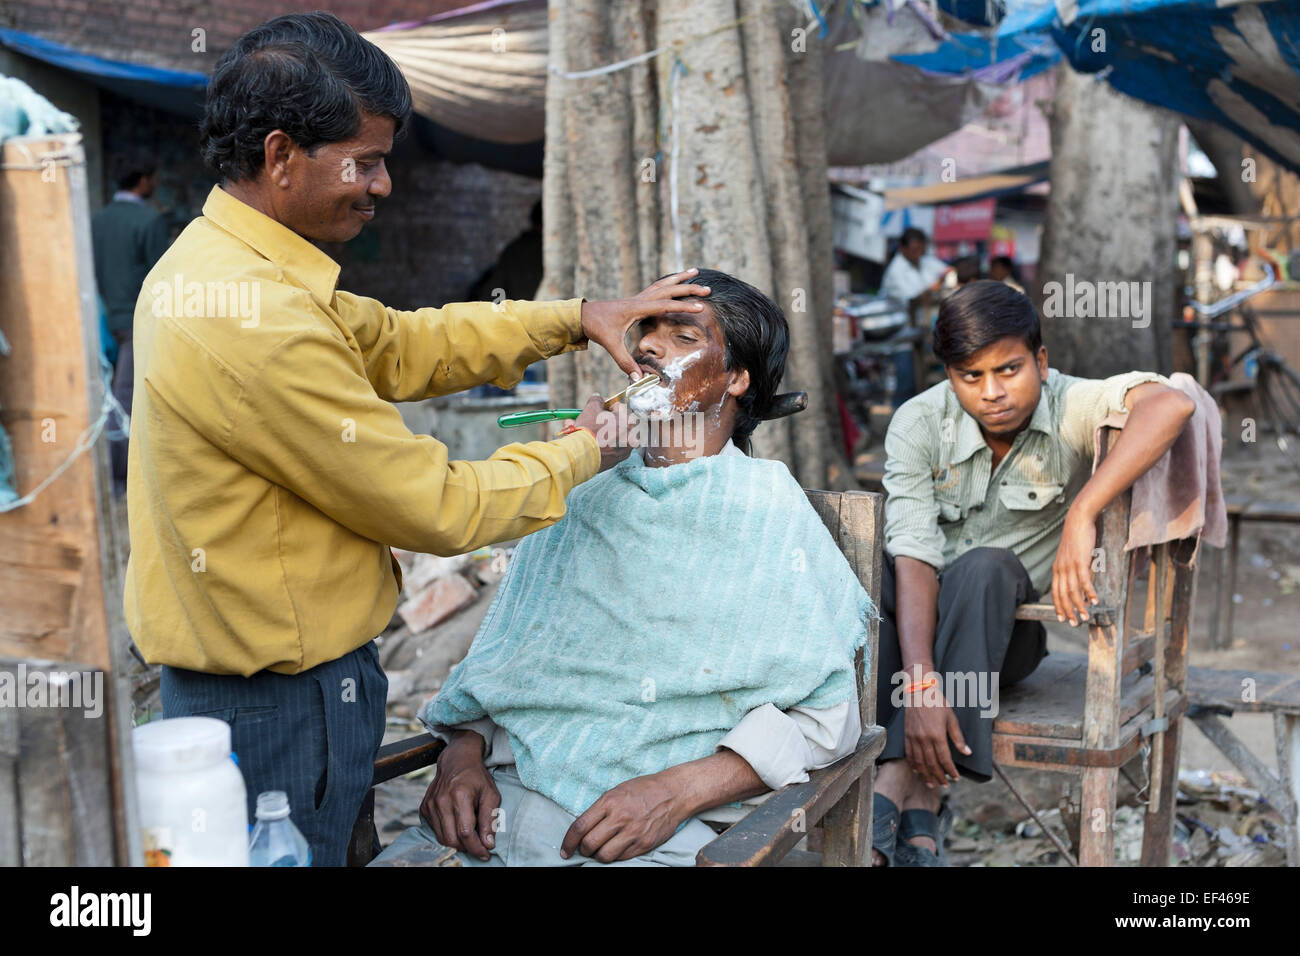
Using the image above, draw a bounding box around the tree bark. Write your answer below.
[1035,62,1181,378]
[540,0,851,488]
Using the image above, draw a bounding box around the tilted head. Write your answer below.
[627,269,789,456]
[199,12,412,242]
[933,279,1047,440]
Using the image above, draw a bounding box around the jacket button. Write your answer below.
[1028,491,1037,500]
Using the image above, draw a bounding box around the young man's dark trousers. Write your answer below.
[161,640,388,866]
[874,547,1046,781]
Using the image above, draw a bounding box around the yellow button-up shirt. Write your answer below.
[124,185,600,676]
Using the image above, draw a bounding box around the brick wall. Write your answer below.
[8,1,541,312]
[3,0,475,73]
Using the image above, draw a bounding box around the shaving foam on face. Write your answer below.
[627,349,702,419]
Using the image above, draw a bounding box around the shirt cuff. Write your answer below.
[883,534,945,572]
[424,716,498,761]
[552,428,602,483]
[1105,371,1169,415]
[715,694,859,792]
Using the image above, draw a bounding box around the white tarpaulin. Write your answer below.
[362,0,547,145]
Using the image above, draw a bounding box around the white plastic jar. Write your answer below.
[133,716,249,866]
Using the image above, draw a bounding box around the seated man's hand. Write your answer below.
[903,682,970,789]
[1052,506,1099,626]
[422,730,500,862]
[560,772,684,864]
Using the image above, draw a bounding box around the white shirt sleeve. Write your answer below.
[422,715,500,761]
[714,684,861,791]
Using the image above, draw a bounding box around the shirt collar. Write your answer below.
[112,190,145,204]
[200,185,341,305]
[947,382,1055,465]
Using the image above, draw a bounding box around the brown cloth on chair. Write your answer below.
[1092,372,1227,558]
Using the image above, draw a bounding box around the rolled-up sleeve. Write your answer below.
[424,716,500,761]
[1059,370,1171,454]
[882,400,946,570]
[716,690,860,791]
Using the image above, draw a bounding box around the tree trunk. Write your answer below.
[540,0,851,488]
[1035,63,1181,378]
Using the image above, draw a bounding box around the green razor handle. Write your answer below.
[497,409,583,428]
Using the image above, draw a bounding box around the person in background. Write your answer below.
[989,255,1025,294]
[92,149,170,496]
[880,227,951,314]
[953,256,981,288]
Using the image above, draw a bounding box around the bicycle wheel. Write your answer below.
[1256,357,1300,476]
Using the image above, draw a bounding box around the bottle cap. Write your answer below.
[255,790,292,821]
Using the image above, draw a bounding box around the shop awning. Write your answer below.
[881,161,1049,211]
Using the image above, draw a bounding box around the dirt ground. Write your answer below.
[368,439,1299,866]
[119,434,1297,866]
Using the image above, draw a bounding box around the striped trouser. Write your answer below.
[160,641,388,867]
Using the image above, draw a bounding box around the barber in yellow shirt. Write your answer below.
[124,12,710,866]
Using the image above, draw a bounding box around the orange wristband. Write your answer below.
[558,423,596,441]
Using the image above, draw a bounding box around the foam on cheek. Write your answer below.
[627,350,703,418]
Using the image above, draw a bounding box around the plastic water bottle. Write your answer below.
[248,791,311,867]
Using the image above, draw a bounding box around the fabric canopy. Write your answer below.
[362,0,547,146]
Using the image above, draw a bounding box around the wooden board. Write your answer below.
[0,136,112,669]
[995,652,1161,740]
[0,134,138,866]
[1187,666,1300,715]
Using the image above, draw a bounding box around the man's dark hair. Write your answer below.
[109,149,157,191]
[660,269,789,454]
[933,279,1041,366]
[199,12,412,182]
[901,227,928,247]
[991,255,1016,273]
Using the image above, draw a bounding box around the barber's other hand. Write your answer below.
[421,730,499,862]
[903,688,970,789]
[560,772,684,863]
[579,269,711,377]
[574,394,637,473]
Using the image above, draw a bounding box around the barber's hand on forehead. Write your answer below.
[579,269,711,378]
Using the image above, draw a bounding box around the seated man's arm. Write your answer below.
[560,747,769,864]
[1053,377,1195,626]
[560,692,862,864]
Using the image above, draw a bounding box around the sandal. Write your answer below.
[872,792,901,866]
[895,801,952,867]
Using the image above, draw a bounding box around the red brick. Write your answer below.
[397,573,477,633]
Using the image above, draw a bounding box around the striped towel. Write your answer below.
[421,448,874,817]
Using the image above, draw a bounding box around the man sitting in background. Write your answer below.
[372,271,874,867]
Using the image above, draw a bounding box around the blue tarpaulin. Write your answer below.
[908,0,1300,172]
[0,28,206,116]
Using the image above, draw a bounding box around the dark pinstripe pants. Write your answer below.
[160,641,387,867]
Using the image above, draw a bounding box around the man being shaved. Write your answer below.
[372,270,874,867]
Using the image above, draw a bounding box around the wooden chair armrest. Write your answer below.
[372,732,445,787]
[695,725,886,867]
[1015,601,1115,627]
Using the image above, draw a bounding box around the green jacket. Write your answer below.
[91,197,170,335]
